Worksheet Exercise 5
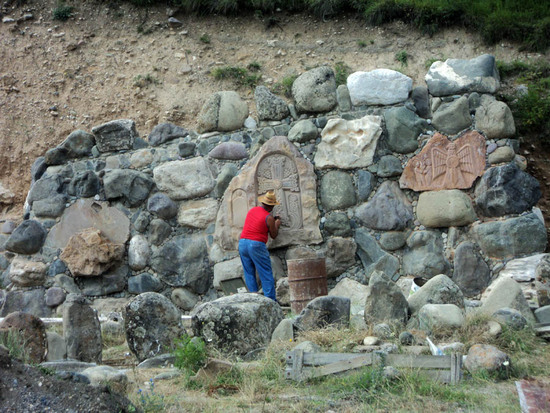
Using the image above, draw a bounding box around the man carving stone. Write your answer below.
[238,190,281,301]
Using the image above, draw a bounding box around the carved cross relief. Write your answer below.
[400,131,486,192]
[256,154,303,230]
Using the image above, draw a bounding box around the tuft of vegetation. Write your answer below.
[0,330,30,364]
[211,65,262,88]
[334,61,351,86]
[247,61,262,72]
[133,73,161,88]
[135,379,166,413]
[357,39,367,47]
[395,50,408,67]
[272,74,298,98]
[52,2,74,21]
[173,334,207,375]
[199,33,211,43]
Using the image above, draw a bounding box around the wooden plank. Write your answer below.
[301,353,377,380]
[291,349,304,381]
[450,353,462,385]
[302,352,366,366]
[385,354,452,369]
[534,325,550,334]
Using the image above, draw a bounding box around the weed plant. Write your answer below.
[133,73,161,87]
[395,50,408,67]
[52,2,74,21]
[272,74,298,97]
[199,33,211,43]
[173,334,207,375]
[0,330,30,364]
[135,379,166,412]
[212,66,261,88]
[334,61,351,86]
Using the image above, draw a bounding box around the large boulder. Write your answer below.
[452,241,491,297]
[91,119,137,152]
[0,311,47,363]
[355,229,400,280]
[432,96,472,135]
[103,169,154,207]
[403,231,450,278]
[177,198,219,229]
[408,274,465,315]
[471,213,547,259]
[425,54,500,96]
[320,171,356,211]
[475,100,515,139]
[153,157,215,200]
[355,181,413,231]
[417,304,465,332]
[384,106,426,153]
[292,66,337,113]
[416,190,477,228]
[328,278,369,315]
[364,272,409,325]
[63,294,102,363]
[479,276,535,324]
[4,220,47,255]
[150,235,211,294]
[0,289,52,318]
[125,292,184,362]
[197,91,248,133]
[254,85,289,121]
[294,296,350,332]
[474,163,541,217]
[314,116,382,169]
[191,293,283,355]
[464,344,509,374]
[60,228,125,277]
[347,69,412,106]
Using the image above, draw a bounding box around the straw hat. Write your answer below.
[258,190,280,206]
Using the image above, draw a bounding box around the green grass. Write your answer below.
[133,73,161,87]
[272,74,298,97]
[0,330,31,364]
[173,335,208,376]
[52,2,74,21]
[334,61,351,86]
[199,33,211,43]
[211,65,262,88]
[395,50,408,67]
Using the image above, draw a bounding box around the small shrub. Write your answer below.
[271,74,298,98]
[247,61,262,71]
[395,50,408,67]
[357,39,367,47]
[0,330,30,364]
[52,2,74,21]
[199,33,211,44]
[173,334,207,375]
[334,61,351,86]
[133,73,160,88]
[212,66,261,88]
[136,379,165,413]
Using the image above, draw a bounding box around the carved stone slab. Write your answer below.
[214,136,322,251]
[399,131,486,191]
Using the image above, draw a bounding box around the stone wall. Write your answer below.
[0,54,546,317]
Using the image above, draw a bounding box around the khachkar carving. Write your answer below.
[215,136,322,251]
[399,131,486,191]
[256,154,302,230]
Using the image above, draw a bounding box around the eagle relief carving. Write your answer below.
[400,131,486,191]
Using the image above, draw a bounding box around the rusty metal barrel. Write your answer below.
[287,257,328,314]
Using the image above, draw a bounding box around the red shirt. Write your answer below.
[240,206,271,243]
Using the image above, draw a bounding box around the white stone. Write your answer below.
[499,254,546,282]
[128,235,151,271]
[314,115,382,169]
[177,198,219,229]
[328,278,369,315]
[0,181,15,204]
[347,69,412,106]
[9,257,48,287]
[153,157,215,200]
[213,257,244,289]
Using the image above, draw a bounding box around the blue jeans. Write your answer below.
[238,238,276,301]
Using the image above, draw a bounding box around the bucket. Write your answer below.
[287,257,328,314]
[409,277,428,297]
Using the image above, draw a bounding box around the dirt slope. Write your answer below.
[1,0,548,219]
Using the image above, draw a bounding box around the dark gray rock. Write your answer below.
[45,147,69,165]
[133,210,151,233]
[355,228,400,280]
[28,174,64,205]
[45,287,66,307]
[492,308,527,330]
[63,294,102,363]
[33,195,67,218]
[79,265,128,296]
[294,296,350,331]
[191,293,283,355]
[4,220,47,254]
[535,306,550,324]
[411,86,431,118]
[59,130,95,159]
[125,292,184,362]
[403,230,450,278]
[254,85,290,121]
[0,288,52,317]
[292,66,337,113]
[148,123,188,146]
[103,169,154,207]
[288,120,318,143]
[336,84,352,112]
[128,273,162,294]
[149,219,172,246]
[151,235,211,294]
[320,171,356,211]
[147,193,178,220]
[364,271,409,325]
[323,212,352,237]
[171,288,199,311]
[356,170,374,202]
[178,142,196,158]
[355,181,413,231]
[67,171,100,198]
[48,259,67,277]
[379,231,407,251]
[426,54,500,97]
[377,155,402,177]
[452,241,491,297]
[474,163,541,217]
[471,213,547,259]
[208,142,248,160]
[31,156,48,182]
[0,312,48,363]
[384,106,426,154]
[133,137,149,150]
[399,331,415,345]
[91,119,137,152]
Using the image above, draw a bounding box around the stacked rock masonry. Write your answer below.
[0,54,547,333]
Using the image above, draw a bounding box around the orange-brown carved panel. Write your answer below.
[399,131,486,191]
